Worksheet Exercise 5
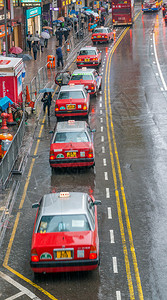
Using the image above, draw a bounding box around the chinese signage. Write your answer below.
[0,25,8,38]
[59,0,71,7]
[26,7,41,19]
[21,0,41,3]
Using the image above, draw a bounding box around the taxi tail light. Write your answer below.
[129,18,131,22]
[90,84,95,90]
[55,104,59,111]
[83,104,87,110]
[162,6,165,10]
[31,249,39,262]
[50,150,55,160]
[113,19,115,23]
[88,149,93,158]
[89,245,97,259]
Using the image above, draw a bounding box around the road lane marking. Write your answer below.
[101,136,104,142]
[104,171,108,180]
[101,126,103,132]
[153,32,167,90]
[99,96,102,101]
[102,146,105,153]
[3,112,58,300]
[107,207,112,219]
[100,109,102,114]
[105,19,143,300]
[100,102,102,107]
[0,271,41,300]
[110,229,115,243]
[116,291,121,300]
[100,117,103,122]
[5,292,24,300]
[103,158,107,166]
[106,188,110,198]
[112,257,118,273]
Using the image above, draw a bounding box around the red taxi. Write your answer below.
[68,68,102,95]
[49,120,95,169]
[91,27,114,44]
[76,46,102,68]
[55,84,90,118]
[30,192,101,273]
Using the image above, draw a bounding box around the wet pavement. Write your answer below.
[1,6,167,300]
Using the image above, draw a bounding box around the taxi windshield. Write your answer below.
[71,74,93,81]
[58,91,85,99]
[94,28,108,33]
[38,214,90,233]
[79,50,97,55]
[54,131,89,143]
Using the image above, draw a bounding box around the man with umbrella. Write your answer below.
[40,88,54,117]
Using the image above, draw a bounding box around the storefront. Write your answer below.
[57,0,71,17]
[0,11,10,55]
[26,6,41,35]
[43,3,52,27]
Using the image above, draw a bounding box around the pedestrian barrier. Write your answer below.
[0,111,25,188]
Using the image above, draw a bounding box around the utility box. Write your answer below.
[47,55,55,69]
[0,57,24,105]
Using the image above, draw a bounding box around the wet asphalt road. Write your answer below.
[1,7,167,300]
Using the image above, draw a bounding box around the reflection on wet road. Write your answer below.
[2,6,167,300]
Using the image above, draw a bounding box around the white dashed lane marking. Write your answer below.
[106,188,110,198]
[101,136,104,142]
[110,230,115,243]
[107,207,112,219]
[100,117,103,123]
[103,158,107,166]
[100,109,102,114]
[5,292,24,300]
[116,291,121,300]
[102,146,105,153]
[100,102,102,107]
[104,171,108,180]
[113,257,118,273]
[101,126,103,132]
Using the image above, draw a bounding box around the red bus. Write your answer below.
[112,0,134,26]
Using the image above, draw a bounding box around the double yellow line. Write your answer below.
[104,19,144,300]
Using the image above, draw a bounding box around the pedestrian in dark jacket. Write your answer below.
[56,45,64,68]
[56,29,63,46]
[64,29,69,41]
[41,92,52,117]
[32,42,38,60]
[27,31,32,51]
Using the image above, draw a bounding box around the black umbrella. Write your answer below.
[18,54,33,61]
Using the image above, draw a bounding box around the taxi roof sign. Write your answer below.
[59,192,70,198]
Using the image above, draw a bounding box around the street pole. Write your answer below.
[4,0,8,55]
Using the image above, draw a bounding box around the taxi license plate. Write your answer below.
[97,35,101,38]
[67,152,77,158]
[56,250,72,259]
[66,104,76,110]
[85,58,90,62]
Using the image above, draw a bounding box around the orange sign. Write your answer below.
[0,25,8,38]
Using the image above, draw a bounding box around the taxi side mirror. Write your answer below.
[32,203,40,208]
[99,50,102,53]
[49,130,54,134]
[93,200,101,206]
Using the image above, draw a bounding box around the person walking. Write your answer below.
[40,37,45,53]
[35,31,39,38]
[56,45,64,68]
[44,38,48,48]
[32,41,38,60]
[64,29,69,41]
[41,92,52,117]
[56,29,63,46]
[27,31,32,51]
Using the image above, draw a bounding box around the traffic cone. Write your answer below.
[1,113,9,130]
[67,42,70,52]
[7,103,16,125]
[26,85,31,105]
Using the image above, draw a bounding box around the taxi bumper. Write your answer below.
[50,157,95,168]
[77,61,99,67]
[55,109,88,117]
[30,258,99,273]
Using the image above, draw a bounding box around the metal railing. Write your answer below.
[0,113,25,188]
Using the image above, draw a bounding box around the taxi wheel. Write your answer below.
[93,41,96,45]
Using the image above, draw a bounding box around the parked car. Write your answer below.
[68,68,102,95]
[49,120,95,169]
[30,192,101,273]
[55,84,90,118]
[76,46,102,68]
